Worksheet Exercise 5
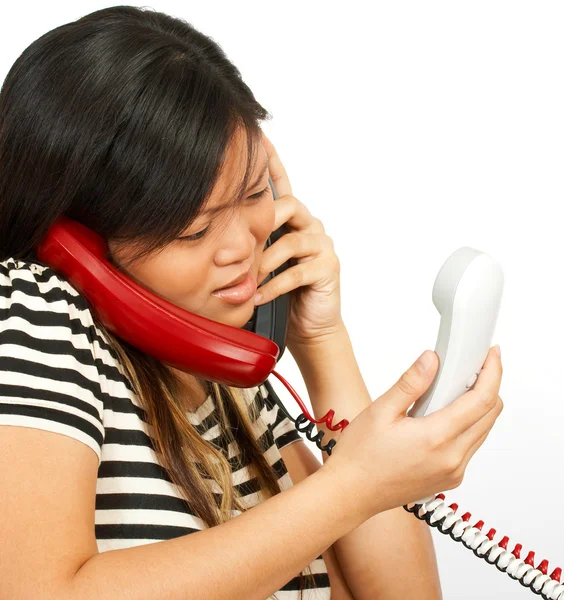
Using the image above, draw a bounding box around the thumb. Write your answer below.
[379,350,439,417]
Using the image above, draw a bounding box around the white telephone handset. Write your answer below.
[264,246,563,598]
[408,247,504,418]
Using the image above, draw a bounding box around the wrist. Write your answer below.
[318,453,372,530]
[288,318,349,367]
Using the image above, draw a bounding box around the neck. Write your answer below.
[167,366,210,412]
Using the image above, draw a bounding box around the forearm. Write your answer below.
[289,320,442,600]
[63,467,361,600]
[332,505,443,600]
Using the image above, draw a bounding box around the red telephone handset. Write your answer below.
[34,178,291,388]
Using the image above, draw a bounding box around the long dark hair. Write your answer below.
[0,6,317,598]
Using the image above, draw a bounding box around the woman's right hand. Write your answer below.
[322,346,503,522]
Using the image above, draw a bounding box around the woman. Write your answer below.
[0,6,504,600]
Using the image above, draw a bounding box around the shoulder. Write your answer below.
[0,257,113,463]
[2,256,95,326]
[2,256,115,346]
[1,256,127,387]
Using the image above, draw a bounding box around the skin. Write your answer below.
[107,126,275,409]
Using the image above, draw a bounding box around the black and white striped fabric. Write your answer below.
[0,257,330,599]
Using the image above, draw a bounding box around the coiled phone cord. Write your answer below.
[265,371,349,456]
[265,371,564,600]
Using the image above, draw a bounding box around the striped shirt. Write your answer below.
[0,257,331,599]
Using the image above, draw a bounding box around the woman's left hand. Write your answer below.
[255,132,343,348]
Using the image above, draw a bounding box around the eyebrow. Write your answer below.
[201,160,269,216]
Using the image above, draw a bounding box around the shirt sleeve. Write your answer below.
[0,259,105,465]
[259,378,303,451]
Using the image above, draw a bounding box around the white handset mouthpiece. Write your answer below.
[407,247,504,418]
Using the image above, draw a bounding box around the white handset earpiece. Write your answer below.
[408,247,504,418]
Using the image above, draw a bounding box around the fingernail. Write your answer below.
[254,293,263,305]
[494,344,501,358]
[416,350,434,373]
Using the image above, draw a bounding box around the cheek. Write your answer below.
[128,250,206,303]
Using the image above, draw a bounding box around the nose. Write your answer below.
[213,212,257,267]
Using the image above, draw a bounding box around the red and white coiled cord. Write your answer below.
[404,494,563,599]
[269,370,562,598]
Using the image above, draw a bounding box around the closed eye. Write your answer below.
[179,184,271,242]
[249,184,271,200]
[180,227,209,242]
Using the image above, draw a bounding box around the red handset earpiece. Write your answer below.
[35,215,279,387]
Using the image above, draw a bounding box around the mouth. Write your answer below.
[215,268,251,291]
[211,269,257,304]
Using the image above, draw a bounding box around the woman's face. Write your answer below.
[107,127,275,333]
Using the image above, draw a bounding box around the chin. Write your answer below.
[233,302,258,329]
[211,299,257,329]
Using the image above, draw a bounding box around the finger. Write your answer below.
[450,430,488,484]
[254,258,332,305]
[377,350,440,418]
[471,345,503,400]
[257,232,326,286]
[261,131,293,197]
[457,395,503,470]
[422,346,502,439]
[461,426,491,472]
[455,394,503,460]
[271,194,316,233]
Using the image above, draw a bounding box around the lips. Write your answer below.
[215,268,251,291]
[211,270,257,304]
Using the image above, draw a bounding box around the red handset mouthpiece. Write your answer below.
[35,216,279,387]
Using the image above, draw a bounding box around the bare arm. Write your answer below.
[67,462,356,600]
[289,319,443,599]
[0,424,364,600]
[280,440,356,600]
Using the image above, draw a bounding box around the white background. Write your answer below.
[2,2,563,599]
